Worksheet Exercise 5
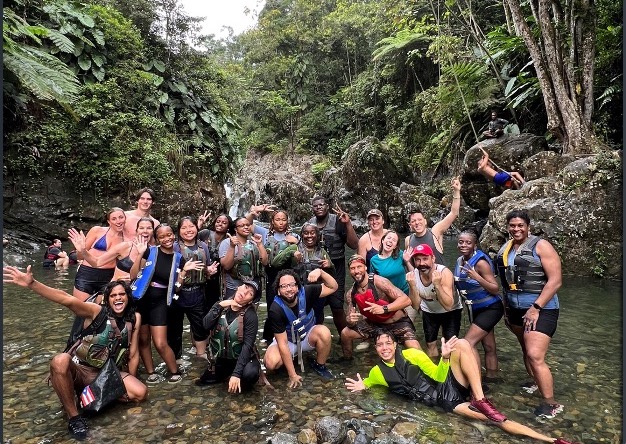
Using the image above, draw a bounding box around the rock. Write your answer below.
[390,422,420,439]
[314,416,347,444]
[269,432,298,444]
[297,428,318,444]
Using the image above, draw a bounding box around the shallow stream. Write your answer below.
[2,242,621,443]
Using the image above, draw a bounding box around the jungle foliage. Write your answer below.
[3,0,622,196]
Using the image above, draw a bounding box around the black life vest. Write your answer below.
[378,347,438,406]
[308,214,344,260]
[496,235,547,294]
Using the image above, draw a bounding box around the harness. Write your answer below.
[454,251,501,317]
[496,235,547,294]
[293,245,325,282]
[229,240,261,281]
[351,273,394,323]
[274,287,316,371]
[308,214,344,260]
[174,241,210,285]
[378,347,438,406]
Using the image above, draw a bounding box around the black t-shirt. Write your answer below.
[266,284,322,335]
[142,248,187,286]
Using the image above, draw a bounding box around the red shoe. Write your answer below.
[554,439,581,444]
[470,397,507,422]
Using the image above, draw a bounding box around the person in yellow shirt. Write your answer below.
[344,331,579,444]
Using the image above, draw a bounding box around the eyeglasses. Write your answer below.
[236,223,251,228]
[312,203,327,209]
[279,282,297,290]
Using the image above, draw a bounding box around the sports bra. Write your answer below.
[92,229,109,252]
[116,256,134,273]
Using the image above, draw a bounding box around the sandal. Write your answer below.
[146,373,160,384]
[168,372,183,384]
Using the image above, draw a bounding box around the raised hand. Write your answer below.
[219,298,242,309]
[345,373,366,392]
[285,234,299,244]
[197,210,211,228]
[3,265,35,288]
[183,260,204,272]
[293,250,303,262]
[252,233,263,245]
[432,268,443,286]
[68,228,86,252]
[461,263,480,281]
[363,301,386,315]
[227,233,241,248]
[441,336,458,359]
[206,261,219,276]
[451,176,461,192]
[347,306,362,324]
[332,203,351,223]
[133,235,149,255]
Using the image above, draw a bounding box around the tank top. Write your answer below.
[412,264,462,314]
[408,229,446,265]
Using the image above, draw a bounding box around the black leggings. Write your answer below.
[199,357,260,391]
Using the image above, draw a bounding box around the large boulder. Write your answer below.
[480,151,622,278]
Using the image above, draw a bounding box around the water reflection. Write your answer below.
[3,244,621,443]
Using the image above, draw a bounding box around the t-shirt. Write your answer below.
[142,248,187,286]
[363,348,450,388]
[266,284,322,335]
[370,252,409,294]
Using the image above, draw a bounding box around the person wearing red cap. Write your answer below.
[406,243,462,358]
[345,331,580,444]
[404,177,462,266]
[341,254,421,359]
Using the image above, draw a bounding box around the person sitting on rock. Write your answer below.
[477,147,525,190]
[482,111,509,138]
[43,238,70,268]
[345,331,580,444]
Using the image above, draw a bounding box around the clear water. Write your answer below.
[2,242,621,443]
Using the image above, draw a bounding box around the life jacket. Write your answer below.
[308,214,344,260]
[454,250,501,310]
[131,246,182,306]
[229,240,261,281]
[351,273,395,323]
[266,234,292,264]
[496,235,547,294]
[378,347,438,406]
[44,246,59,261]
[206,231,221,263]
[64,292,106,352]
[70,308,133,370]
[174,241,210,285]
[408,229,446,265]
[208,305,252,360]
[293,244,326,282]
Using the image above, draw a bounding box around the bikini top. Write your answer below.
[92,229,109,252]
[115,244,135,273]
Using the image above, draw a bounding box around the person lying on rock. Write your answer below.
[477,147,525,190]
[2,268,147,441]
[345,331,579,444]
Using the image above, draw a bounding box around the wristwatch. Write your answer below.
[532,302,542,310]
[383,305,389,314]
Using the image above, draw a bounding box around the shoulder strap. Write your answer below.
[368,273,379,301]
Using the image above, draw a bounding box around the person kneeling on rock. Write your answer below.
[345,331,579,444]
[197,281,267,392]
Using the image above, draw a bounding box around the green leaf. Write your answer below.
[504,77,517,96]
[72,40,85,57]
[77,54,91,70]
[153,60,165,73]
[175,82,188,94]
[91,53,105,67]
[142,61,153,71]
[159,92,169,103]
[90,29,105,46]
[92,66,105,81]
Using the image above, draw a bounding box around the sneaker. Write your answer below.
[534,403,564,419]
[554,438,581,444]
[355,341,370,351]
[520,381,539,394]
[309,360,335,380]
[146,373,161,384]
[168,372,183,384]
[68,415,88,440]
[470,397,507,422]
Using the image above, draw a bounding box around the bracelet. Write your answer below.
[532,302,542,310]
[442,356,450,361]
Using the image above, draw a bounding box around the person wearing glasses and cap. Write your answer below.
[406,244,463,359]
[341,254,421,360]
[263,268,338,387]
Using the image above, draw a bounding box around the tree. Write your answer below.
[503,0,602,154]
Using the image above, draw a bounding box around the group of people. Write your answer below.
[3,183,579,444]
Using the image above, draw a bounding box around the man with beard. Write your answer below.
[124,187,160,239]
[407,244,462,358]
[308,196,358,337]
[341,255,421,360]
[263,268,338,387]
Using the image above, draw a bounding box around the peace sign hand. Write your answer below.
[333,203,351,223]
[197,210,211,228]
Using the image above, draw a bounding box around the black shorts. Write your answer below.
[137,288,168,326]
[324,258,345,310]
[436,371,471,413]
[350,315,418,343]
[74,265,115,295]
[507,307,559,337]
[422,309,463,343]
[469,300,504,332]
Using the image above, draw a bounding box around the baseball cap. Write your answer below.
[242,280,259,292]
[348,254,367,266]
[367,209,383,218]
[411,244,434,257]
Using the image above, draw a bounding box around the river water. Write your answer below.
[2,242,622,443]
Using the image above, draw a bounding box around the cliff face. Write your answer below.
[3,136,622,278]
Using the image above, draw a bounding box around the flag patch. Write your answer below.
[80,386,95,408]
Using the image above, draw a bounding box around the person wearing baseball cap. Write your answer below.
[404,177,462,266]
[406,244,462,358]
[357,209,388,271]
[341,254,421,360]
[197,280,265,392]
